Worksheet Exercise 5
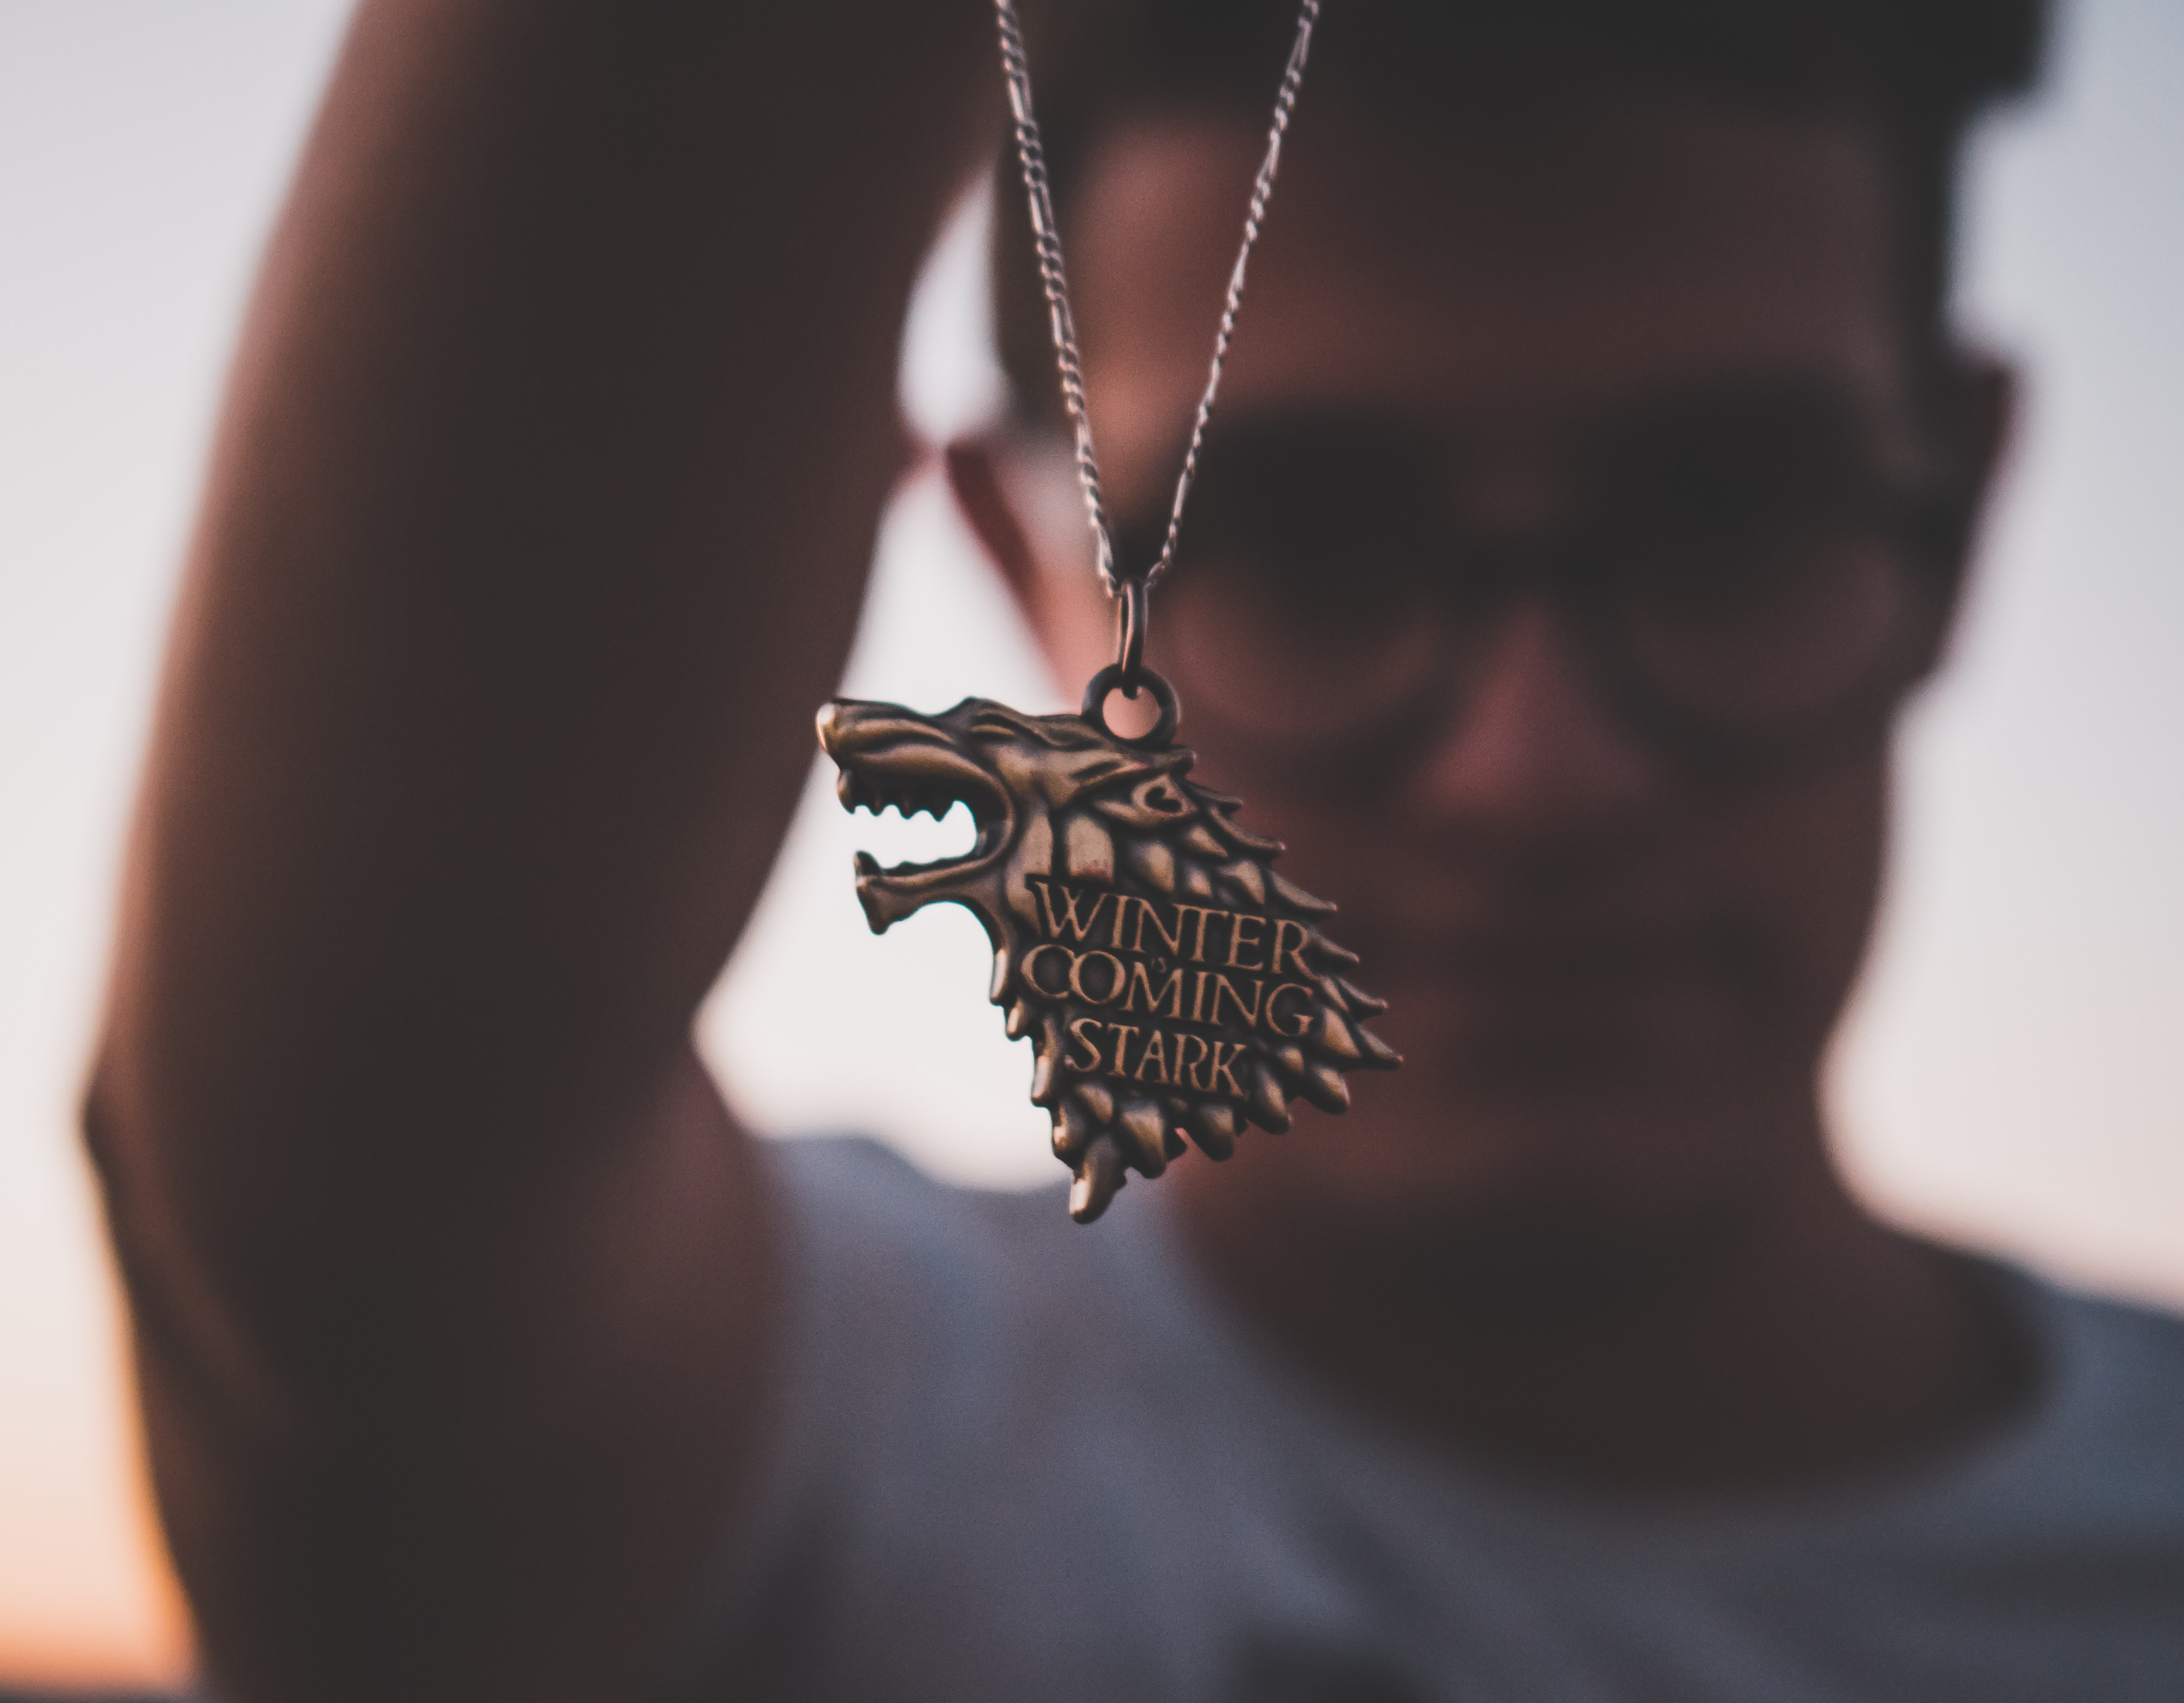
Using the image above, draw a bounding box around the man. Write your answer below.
[85,0,2184,1699]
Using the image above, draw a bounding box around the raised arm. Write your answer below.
[85,3,992,1696]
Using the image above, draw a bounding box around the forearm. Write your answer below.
[89,0,992,1693]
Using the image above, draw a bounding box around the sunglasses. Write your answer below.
[1113,385,1973,783]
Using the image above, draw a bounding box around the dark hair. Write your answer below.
[991,0,2048,424]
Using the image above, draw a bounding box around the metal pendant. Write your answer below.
[815,666,1398,1222]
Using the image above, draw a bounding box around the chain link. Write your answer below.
[994,0,1322,606]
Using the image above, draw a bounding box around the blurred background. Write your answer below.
[1,0,2178,1690]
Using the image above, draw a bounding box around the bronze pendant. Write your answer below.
[816,668,1398,1222]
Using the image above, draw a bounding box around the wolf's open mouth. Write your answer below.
[834,755,1007,879]
[817,702,1015,887]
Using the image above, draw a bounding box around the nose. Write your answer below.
[1407,599,1665,839]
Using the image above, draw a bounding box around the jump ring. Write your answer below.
[1082,664,1181,749]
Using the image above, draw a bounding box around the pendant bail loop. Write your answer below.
[1115,576,1149,695]
[1082,662,1180,749]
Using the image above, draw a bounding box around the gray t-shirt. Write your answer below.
[687,1136,2184,1701]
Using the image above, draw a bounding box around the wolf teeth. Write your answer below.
[833,770,972,823]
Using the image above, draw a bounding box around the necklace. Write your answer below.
[817,0,1396,1223]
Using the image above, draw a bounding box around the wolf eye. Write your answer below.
[1143,785,1185,814]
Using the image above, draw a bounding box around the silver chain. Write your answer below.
[995,0,1322,601]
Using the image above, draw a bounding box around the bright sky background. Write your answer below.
[1,0,2178,1688]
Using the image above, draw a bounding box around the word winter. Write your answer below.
[1023,877,1321,1095]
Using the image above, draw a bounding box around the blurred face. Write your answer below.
[986,91,1969,1241]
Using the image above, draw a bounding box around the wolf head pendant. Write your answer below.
[815,692,1398,1222]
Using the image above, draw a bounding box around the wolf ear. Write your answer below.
[969,707,1112,756]
[1068,755,1137,787]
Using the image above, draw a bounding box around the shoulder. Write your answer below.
[678,1139,1231,1697]
[754,1134,1187,1469]
[1901,1266,2184,1576]
[764,1134,1124,1348]
[2024,1273,2184,1477]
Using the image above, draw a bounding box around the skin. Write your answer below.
[88,8,2013,1697]
[89,3,992,1697]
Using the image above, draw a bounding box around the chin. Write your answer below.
[1275,1035,1799,1239]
